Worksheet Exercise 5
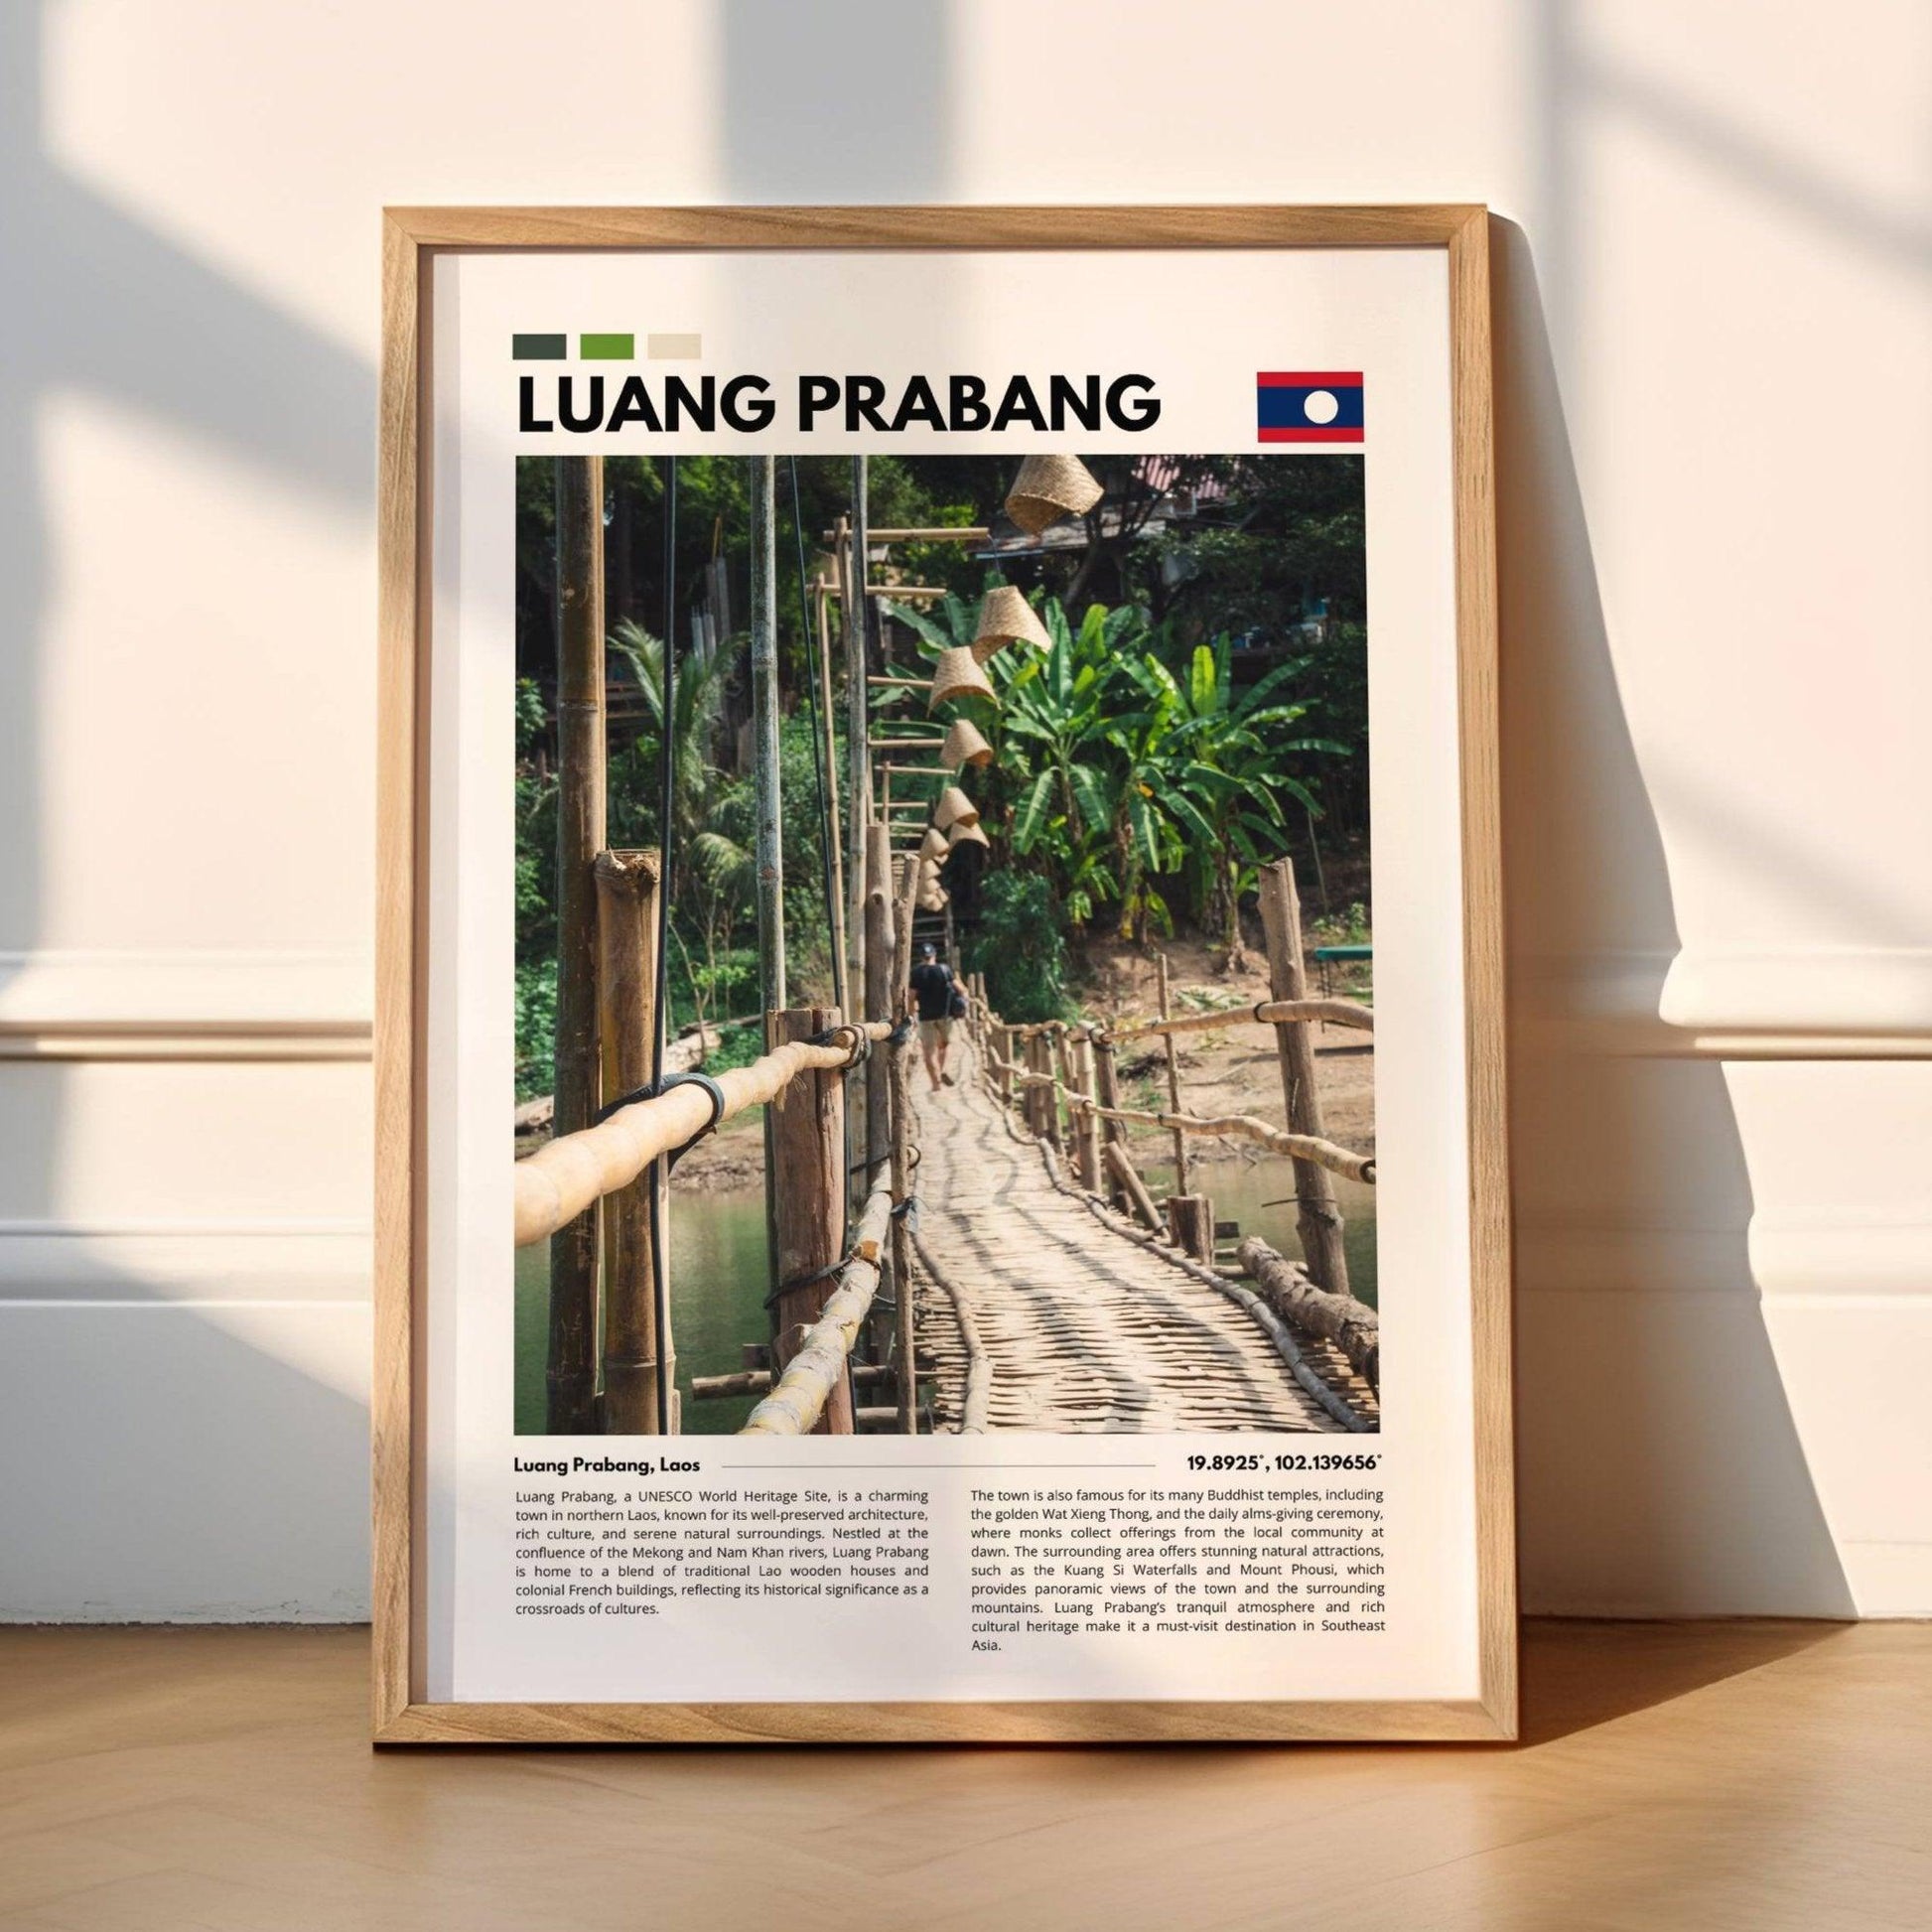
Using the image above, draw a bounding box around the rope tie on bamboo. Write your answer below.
[763,1224,886,1312]
[807,1020,873,1068]
[891,1194,921,1236]
[592,1068,727,1173]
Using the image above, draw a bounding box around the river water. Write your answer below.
[514,1155,1376,1438]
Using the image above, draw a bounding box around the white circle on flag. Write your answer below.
[1303,389,1340,425]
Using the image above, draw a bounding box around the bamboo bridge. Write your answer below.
[520,454,1380,1442]
[515,849,1381,1441]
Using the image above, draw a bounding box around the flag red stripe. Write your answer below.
[1258,427,1365,443]
[1256,371,1363,387]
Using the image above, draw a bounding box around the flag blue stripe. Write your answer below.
[1256,383,1364,431]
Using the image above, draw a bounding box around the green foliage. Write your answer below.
[965,872,1072,1023]
[513,958,556,1101]
[513,456,1368,1094]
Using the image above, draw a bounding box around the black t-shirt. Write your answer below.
[909,961,955,1021]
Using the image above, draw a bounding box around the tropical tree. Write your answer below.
[1128,635,1345,966]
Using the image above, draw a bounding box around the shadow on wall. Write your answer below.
[1493,215,1852,1617]
[719,0,955,200]
[0,2,372,1617]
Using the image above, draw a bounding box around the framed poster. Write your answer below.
[374,207,1512,1743]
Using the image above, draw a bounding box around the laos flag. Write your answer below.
[1257,372,1364,443]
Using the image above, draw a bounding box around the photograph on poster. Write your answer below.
[511,448,1379,1439]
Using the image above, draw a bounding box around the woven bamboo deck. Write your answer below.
[909,1044,1374,1434]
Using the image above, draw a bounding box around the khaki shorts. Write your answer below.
[918,1018,953,1047]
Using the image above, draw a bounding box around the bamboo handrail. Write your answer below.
[1103,997,1374,1043]
[984,1048,1374,1184]
[741,1183,895,1435]
[512,1022,895,1248]
[826,526,991,544]
[1239,1235,1380,1391]
[691,1361,894,1401]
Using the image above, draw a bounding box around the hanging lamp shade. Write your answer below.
[933,784,981,831]
[941,716,994,769]
[948,818,991,852]
[970,584,1052,663]
[917,878,949,912]
[927,646,996,710]
[1005,454,1103,534]
[919,826,949,861]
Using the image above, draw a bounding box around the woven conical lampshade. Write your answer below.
[917,882,949,912]
[928,646,996,710]
[933,785,981,831]
[941,717,994,768]
[919,826,949,861]
[1005,454,1103,534]
[970,585,1052,664]
[948,818,991,852]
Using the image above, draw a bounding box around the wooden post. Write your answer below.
[546,454,604,1436]
[750,456,785,1016]
[1092,1034,1128,1212]
[767,1005,855,1435]
[889,1029,918,1433]
[996,1025,1013,1106]
[596,849,666,1434]
[1258,857,1350,1296]
[1158,952,1191,1196]
[1069,1031,1102,1193]
[1166,1193,1215,1267]
[864,824,895,1187]
[813,578,848,1004]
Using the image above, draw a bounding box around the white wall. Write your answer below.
[2,0,1926,1620]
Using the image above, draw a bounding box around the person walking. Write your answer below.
[908,941,965,1092]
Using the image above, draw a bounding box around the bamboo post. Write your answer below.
[1106,1142,1164,1233]
[813,578,848,999]
[750,457,785,1015]
[1166,1193,1214,1267]
[843,484,871,1016]
[767,1005,854,1435]
[1091,1033,1128,1212]
[596,850,666,1434]
[864,824,895,1188]
[546,454,604,1436]
[1047,1026,1071,1153]
[1069,1031,1102,1192]
[889,1028,919,1433]
[996,1025,1013,1106]
[893,851,918,1010]
[1258,857,1350,1296]
[1158,952,1191,1196]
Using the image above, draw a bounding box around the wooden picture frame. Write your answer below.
[374,205,1512,1743]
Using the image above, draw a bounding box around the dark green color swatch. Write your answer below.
[511,333,567,360]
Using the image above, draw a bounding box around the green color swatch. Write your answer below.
[579,333,635,359]
[511,333,566,360]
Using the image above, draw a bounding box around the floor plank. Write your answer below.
[0,1622,1926,1931]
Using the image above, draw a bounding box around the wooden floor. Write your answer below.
[913,1048,1371,1433]
[1,1621,1927,1930]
